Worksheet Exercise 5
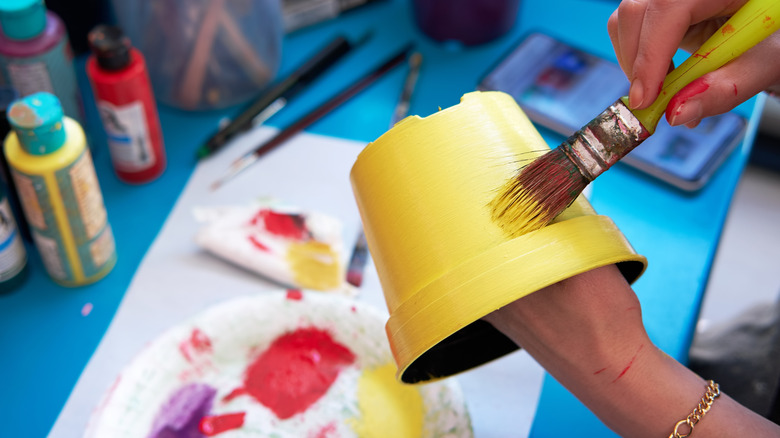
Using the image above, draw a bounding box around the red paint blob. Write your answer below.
[199,412,246,436]
[248,235,270,251]
[286,289,303,300]
[721,23,735,35]
[666,78,709,122]
[230,327,356,419]
[250,209,308,240]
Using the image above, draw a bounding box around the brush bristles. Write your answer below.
[490,148,588,237]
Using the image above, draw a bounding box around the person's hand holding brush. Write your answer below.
[484,264,780,437]
[607,0,780,128]
[484,3,780,434]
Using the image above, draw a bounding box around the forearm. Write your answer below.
[484,265,780,437]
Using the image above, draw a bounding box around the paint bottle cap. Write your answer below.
[0,0,46,41]
[88,25,132,71]
[7,92,67,155]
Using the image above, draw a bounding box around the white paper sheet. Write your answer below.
[50,127,545,438]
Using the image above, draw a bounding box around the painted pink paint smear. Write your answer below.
[179,328,213,363]
[199,412,246,436]
[81,303,93,316]
[666,78,709,121]
[311,421,338,438]
[248,235,270,252]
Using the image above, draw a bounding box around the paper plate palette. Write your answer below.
[86,290,473,438]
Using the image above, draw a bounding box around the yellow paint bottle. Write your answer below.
[5,92,116,286]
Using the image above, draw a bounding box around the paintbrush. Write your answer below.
[491,0,780,237]
[210,43,413,190]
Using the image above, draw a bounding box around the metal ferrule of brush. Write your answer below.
[560,99,651,181]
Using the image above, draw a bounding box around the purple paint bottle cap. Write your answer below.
[8,92,66,155]
[0,0,46,41]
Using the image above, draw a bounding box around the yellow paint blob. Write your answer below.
[286,240,342,291]
[347,362,425,438]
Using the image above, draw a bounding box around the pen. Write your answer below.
[196,34,357,160]
[346,51,422,287]
[210,43,414,190]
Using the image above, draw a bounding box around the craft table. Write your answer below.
[0,0,764,437]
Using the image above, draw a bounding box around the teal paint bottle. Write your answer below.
[0,0,84,125]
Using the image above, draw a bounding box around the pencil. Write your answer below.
[490,0,780,237]
[210,43,414,191]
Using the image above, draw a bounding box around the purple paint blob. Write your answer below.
[147,383,217,438]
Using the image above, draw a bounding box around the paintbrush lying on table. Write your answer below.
[491,0,780,237]
[210,43,413,190]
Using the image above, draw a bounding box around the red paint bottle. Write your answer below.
[86,25,165,184]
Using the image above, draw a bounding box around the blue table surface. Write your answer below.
[0,0,763,437]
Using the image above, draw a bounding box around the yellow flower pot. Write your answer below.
[350,91,647,383]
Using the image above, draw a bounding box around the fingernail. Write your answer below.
[629,79,644,108]
[684,120,701,129]
[668,100,703,126]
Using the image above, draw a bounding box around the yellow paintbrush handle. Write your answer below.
[622,0,780,133]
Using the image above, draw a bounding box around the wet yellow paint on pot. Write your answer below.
[350,91,647,383]
[348,362,424,438]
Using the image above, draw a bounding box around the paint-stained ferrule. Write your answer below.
[561,99,650,181]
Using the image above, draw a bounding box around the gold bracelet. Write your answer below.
[668,380,721,438]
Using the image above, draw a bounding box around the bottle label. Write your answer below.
[12,148,116,284]
[0,197,27,280]
[0,38,84,124]
[32,231,66,280]
[7,61,55,95]
[98,100,156,172]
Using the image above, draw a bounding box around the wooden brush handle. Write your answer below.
[623,0,780,133]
